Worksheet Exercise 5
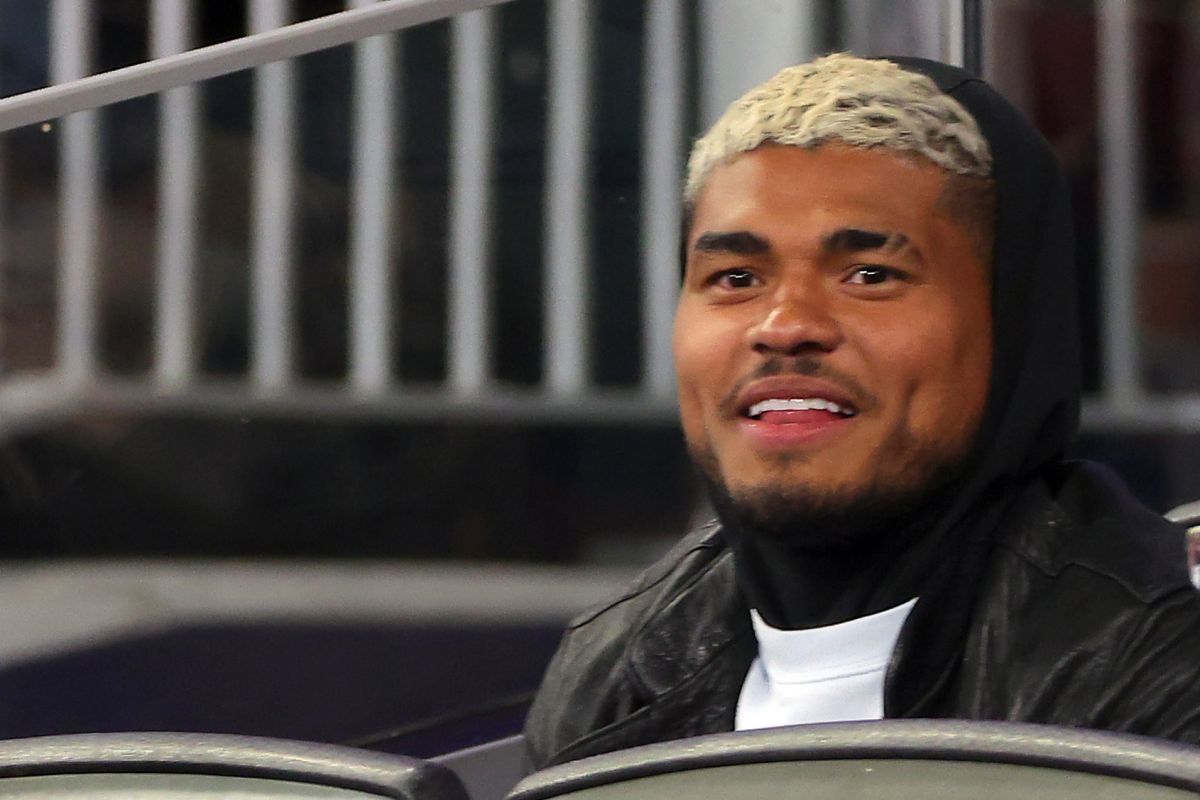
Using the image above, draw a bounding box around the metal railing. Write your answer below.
[0,0,687,435]
[0,0,1193,435]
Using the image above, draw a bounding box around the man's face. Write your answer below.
[675,143,993,530]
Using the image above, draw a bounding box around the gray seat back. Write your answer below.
[434,734,527,800]
[0,732,468,800]
[508,721,1200,800]
[1167,500,1200,528]
[1168,500,1200,589]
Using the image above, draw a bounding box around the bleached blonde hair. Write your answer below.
[685,53,993,204]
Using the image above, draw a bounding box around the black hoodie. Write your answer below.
[525,58,1200,769]
[723,54,1086,702]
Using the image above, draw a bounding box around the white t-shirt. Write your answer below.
[735,598,917,731]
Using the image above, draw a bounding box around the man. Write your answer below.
[524,53,1200,769]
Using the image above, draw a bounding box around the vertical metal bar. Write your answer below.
[0,140,5,366]
[841,0,874,57]
[961,0,982,75]
[1097,0,1142,408]
[447,8,495,395]
[544,0,593,396]
[0,172,4,369]
[641,0,683,399]
[698,0,819,129]
[51,0,99,383]
[249,0,296,391]
[152,0,200,389]
[942,0,965,67]
[979,0,996,79]
[348,0,399,394]
[0,10,5,362]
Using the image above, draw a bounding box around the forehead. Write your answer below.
[688,144,951,248]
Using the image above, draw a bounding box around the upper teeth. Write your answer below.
[747,398,854,418]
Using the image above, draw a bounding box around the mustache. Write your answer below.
[719,358,878,417]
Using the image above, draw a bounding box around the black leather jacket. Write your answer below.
[525,462,1200,769]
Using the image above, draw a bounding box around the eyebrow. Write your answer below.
[692,231,771,255]
[822,228,913,255]
[690,227,922,262]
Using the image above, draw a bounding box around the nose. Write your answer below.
[747,282,843,356]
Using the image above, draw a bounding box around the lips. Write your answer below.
[732,376,865,422]
[745,397,856,419]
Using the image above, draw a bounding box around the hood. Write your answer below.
[891,55,1080,519]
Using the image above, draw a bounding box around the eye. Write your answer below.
[845,265,905,286]
[709,269,760,290]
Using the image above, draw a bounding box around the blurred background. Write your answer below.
[0,0,1195,753]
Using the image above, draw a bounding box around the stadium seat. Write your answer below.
[0,731,468,799]
[1168,500,1200,589]
[507,720,1200,799]
[434,734,527,800]
[1167,500,1200,528]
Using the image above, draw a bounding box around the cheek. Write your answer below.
[673,308,740,442]
[942,284,995,402]
[865,304,992,431]
[951,324,993,430]
[672,312,710,440]
[914,312,993,434]
[675,379,705,447]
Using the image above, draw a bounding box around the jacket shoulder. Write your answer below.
[565,520,726,630]
[1001,460,1192,604]
[523,521,731,769]
[962,463,1200,741]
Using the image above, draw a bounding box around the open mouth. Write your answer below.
[743,398,858,420]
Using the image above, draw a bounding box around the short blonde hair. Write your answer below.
[685,53,993,204]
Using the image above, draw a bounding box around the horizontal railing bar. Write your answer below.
[1080,397,1200,432]
[0,560,638,664]
[4,377,1200,434]
[0,376,681,436]
[0,0,514,133]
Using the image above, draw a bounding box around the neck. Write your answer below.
[707,474,962,630]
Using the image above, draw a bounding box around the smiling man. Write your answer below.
[524,54,1200,769]
[680,143,991,558]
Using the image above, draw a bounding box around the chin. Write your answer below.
[700,449,969,552]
